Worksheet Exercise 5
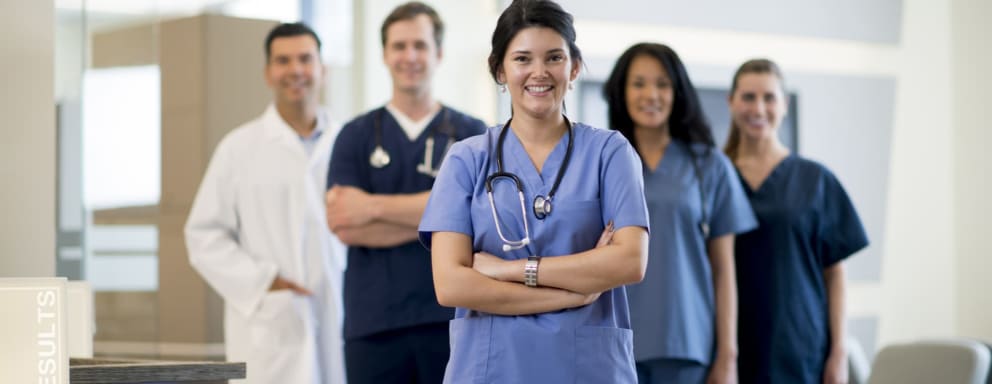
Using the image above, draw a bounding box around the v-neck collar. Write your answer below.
[737,153,794,195]
[380,105,446,144]
[504,124,572,193]
[644,140,680,175]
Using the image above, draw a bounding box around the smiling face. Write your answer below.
[729,72,788,141]
[497,26,579,120]
[383,14,442,96]
[265,34,324,107]
[624,54,674,132]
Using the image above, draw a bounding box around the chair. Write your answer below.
[868,339,991,384]
[984,341,992,384]
[847,336,872,384]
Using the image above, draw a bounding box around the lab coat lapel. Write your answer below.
[259,104,307,281]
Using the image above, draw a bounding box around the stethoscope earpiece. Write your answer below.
[501,238,529,252]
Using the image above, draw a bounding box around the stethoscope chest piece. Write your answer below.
[369,146,391,168]
[533,195,552,220]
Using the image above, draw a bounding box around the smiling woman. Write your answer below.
[419,1,650,383]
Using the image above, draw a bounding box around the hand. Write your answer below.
[578,290,602,306]
[822,349,848,384]
[325,185,375,231]
[596,220,615,248]
[706,352,738,384]
[472,251,507,281]
[269,276,313,296]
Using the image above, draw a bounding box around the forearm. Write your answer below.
[432,231,594,315]
[334,221,418,247]
[369,191,431,228]
[708,235,739,359]
[492,226,648,295]
[437,264,593,315]
[824,263,847,355]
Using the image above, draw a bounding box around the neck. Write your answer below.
[738,134,789,160]
[390,88,436,121]
[633,124,671,152]
[510,111,567,146]
[275,100,318,136]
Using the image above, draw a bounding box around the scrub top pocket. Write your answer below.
[444,316,492,384]
[574,326,636,384]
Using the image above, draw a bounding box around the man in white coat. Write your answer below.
[185,22,345,384]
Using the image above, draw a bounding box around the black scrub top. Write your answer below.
[734,155,868,384]
[328,105,486,340]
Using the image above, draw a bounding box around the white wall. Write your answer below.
[877,0,957,345]
[952,0,992,342]
[0,0,56,277]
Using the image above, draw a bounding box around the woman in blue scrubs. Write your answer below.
[418,1,650,383]
[724,59,869,384]
[603,43,757,384]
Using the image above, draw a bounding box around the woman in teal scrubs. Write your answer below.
[418,1,650,383]
[725,59,868,384]
[603,43,757,384]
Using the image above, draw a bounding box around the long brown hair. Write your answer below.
[723,59,786,160]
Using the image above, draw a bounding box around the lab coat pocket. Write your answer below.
[444,316,491,384]
[574,326,636,384]
[250,290,311,348]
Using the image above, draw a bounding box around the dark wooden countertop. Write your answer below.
[70,358,245,383]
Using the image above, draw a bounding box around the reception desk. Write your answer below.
[70,358,245,383]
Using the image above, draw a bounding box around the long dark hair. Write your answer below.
[723,58,786,160]
[603,42,713,152]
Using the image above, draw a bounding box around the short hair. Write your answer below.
[602,43,714,150]
[380,2,445,48]
[488,0,583,84]
[264,22,322,61]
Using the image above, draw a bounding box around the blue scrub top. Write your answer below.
[627,141,757,365]
[734,155,868,384]
[419,123,650,384]
[328,105,486,340]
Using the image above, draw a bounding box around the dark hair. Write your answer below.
[381,2,445,48]
[487,0,583,84]
[603,43,714,152]
[723,58,786,160]
[265,22,322,61]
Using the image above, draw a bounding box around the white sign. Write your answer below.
[0,278,69,384]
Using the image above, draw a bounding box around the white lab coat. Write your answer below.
[185,104,346,384]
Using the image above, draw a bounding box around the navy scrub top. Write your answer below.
[626,141,757,365]
[734,154,868,384]
[327,105,486,340]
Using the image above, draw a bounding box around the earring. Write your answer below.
[568,82,574,90]
[499,83,507,93]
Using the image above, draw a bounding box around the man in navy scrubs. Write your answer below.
[325,2,486,383]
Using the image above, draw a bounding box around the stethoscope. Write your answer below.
[368,107,454,178]
[684,142,711,238]
[485,116,574,251]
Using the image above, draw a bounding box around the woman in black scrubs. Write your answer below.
[724,58,869,384]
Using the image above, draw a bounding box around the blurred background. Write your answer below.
[1,0,989,365]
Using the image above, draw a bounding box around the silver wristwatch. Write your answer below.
[524,256,541,287]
